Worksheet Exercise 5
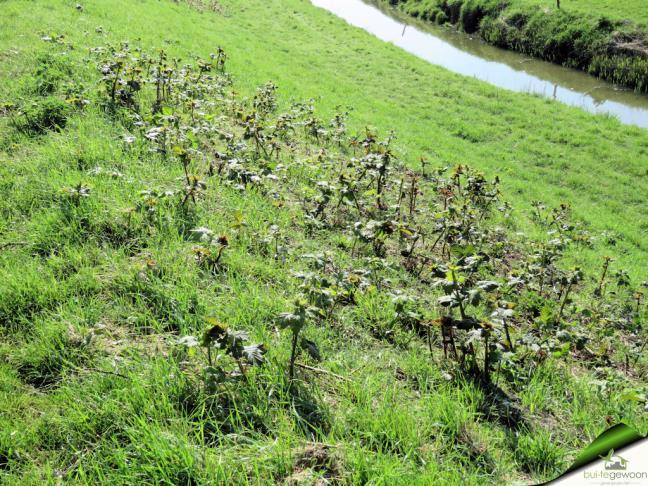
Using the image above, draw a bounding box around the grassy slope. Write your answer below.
[5,0,646,275]
[519,0,648,26]
[0,0,646,484]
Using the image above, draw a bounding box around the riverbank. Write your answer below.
[386,0,648,92]
[0,0,647,483]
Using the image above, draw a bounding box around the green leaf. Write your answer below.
[177,335,200,347]
[277,312,304,332]
[451,245,476,257]
[242,344,266,365]
[476,280,500,291]
[468,289,481,306]
[438,295,456,307]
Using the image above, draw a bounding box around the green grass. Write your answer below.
[4,0,646,275]
[519,0,648,26]
[394,0,648,26]
[0,0,646,484]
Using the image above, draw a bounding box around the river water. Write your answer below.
[311,0,648,129]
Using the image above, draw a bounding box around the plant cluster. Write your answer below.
[79,43,646,396]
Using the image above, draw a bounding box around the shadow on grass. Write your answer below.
[175,366,331,444]
[454,368,528,432]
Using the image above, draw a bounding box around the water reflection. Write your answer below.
[311,0,648,129]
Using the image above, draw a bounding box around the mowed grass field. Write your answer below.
[396,0,648,26]
[0,0,646,484]
[520,0,648,25]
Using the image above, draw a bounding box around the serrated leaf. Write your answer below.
[468,289,481,306]
[177,335,200,347]
[476,280,500,291]
[242,344,266,365]
[438,295,456,307]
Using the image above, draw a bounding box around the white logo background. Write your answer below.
[552,439,648,486]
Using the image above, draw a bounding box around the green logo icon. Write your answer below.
[600,449,629,471]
